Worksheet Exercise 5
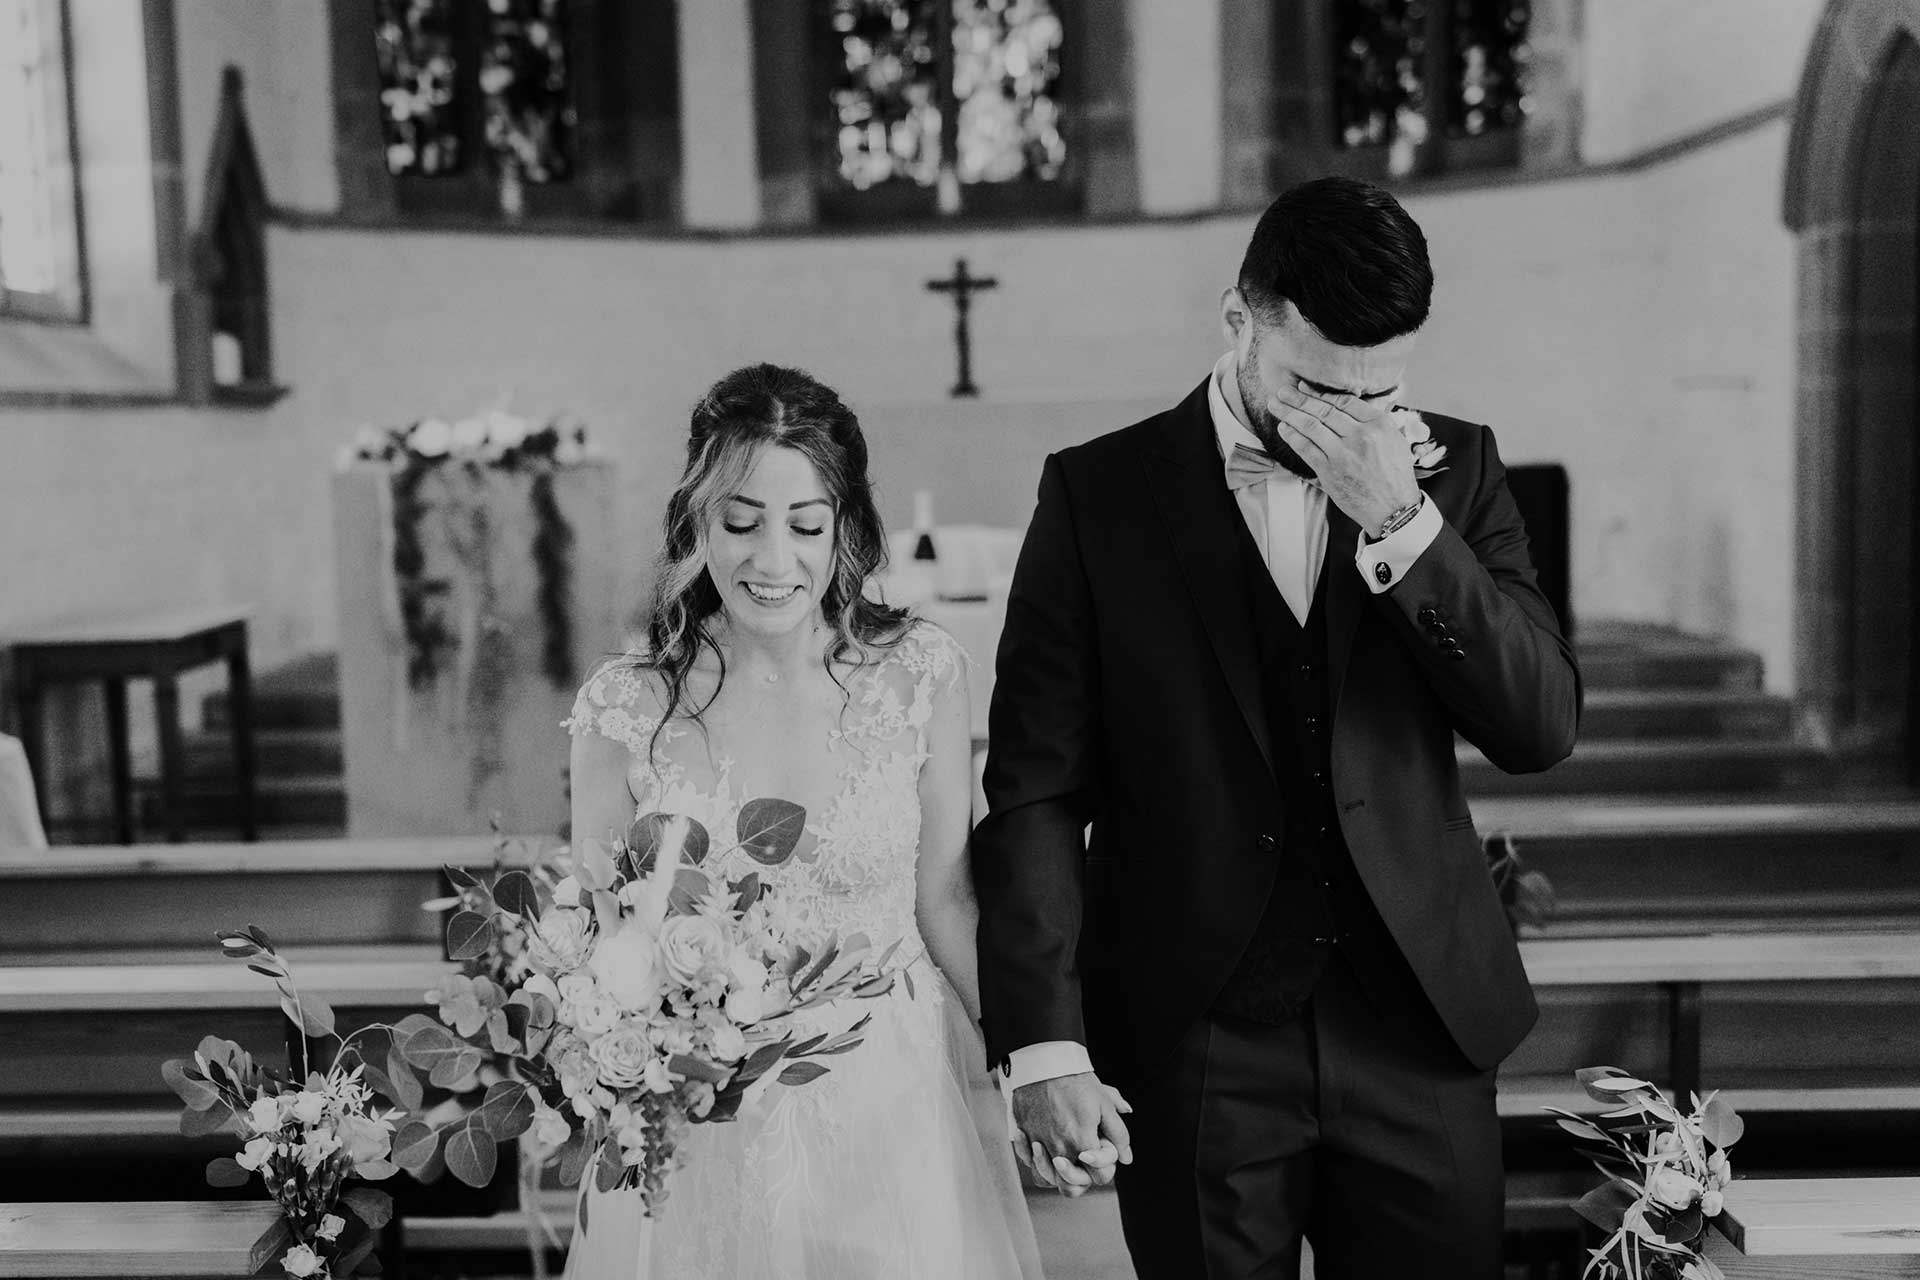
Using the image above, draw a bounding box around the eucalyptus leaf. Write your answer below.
[180,1101,244,1139]
[627,812,712,870]
[443,864,482,891]
[445,1123,499,1188]
[732,872,763,912]
[737,799,806,866]
[331,1227,379,1279]
[1571,1179,1638,1234]
[472,1080,537,1141]
[486,1009,516,1055]
[446,910,495,961]
[667,1053,729,1085]
[385,1049,424,1112]
[204,1156,251,1188]
[390,1013,444,1051]
[161,1058,221,1110]
[429,1045,485,1089]
[390,1121,439,1172]
[342,1187,394,1229]
[1700,1096,1745,1150]
[295,993,336,1039]
[556,1128,593,1187]
[244,962,281,980]
[594,1138,625,1193]
[667,867,713,916]
[1554,1118,1609,1143]
[397,1022,463,1069]
[492,869,539,919]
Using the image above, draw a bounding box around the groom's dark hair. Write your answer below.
[1237,176,1433,347]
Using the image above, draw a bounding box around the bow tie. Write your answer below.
[1226,442,1299,492]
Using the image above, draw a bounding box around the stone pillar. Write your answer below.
[1131,0,1223,215]
[332,461,621,838]
[677,0,761,229]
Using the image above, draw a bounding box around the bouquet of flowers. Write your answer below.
[334,407,594,473]
[408,799,901,1229]
[162,930,406,1279]
[1548,1066,1745,1280]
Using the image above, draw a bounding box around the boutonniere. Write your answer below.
[1392,407,1449,480]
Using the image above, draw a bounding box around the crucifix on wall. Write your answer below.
[925,257,998,398]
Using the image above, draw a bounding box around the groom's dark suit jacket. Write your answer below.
[974,380,1581,1086]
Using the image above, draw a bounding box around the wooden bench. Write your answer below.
[0,1201,281,1278]
[1705,1177,1920,1277]
[1510,929,1920,1114]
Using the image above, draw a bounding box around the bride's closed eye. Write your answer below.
[722,520,827,537]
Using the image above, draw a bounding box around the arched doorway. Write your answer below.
[1785,1,1920,776]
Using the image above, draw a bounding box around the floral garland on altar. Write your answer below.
[339,410,593,695]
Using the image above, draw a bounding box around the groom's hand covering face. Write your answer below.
[1267,378,1425,536]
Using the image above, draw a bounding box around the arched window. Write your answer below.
[0,0,83,322]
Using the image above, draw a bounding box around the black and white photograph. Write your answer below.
[1,1,1918,1278]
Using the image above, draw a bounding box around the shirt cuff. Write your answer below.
[1355,493,1442,593]
[1000,1041,1094,1142]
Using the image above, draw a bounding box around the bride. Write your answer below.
[561,364,1045,1278]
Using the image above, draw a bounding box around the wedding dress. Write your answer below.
[560,621,1044,1280]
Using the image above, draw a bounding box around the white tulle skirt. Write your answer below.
[561,962,1044,1280]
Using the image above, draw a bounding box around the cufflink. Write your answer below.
[1374,562,1393,586]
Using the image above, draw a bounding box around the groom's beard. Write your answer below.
[1236,366,1319,482]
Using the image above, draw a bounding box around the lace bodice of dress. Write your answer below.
[564,620,967,955]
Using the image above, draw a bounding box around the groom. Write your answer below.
[973,177,1580,1279]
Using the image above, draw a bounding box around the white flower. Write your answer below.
[450,415,488,453]
[727,949,769,994]
[1707,1150,1732,1187]
[589,920,661,1012]
[316,1214,346,1243]
[725,983,773,1026]
[557,970,598,1006]
[643,1058,673,1094]
[337,1112,392,1168]
[484,409,529,452]
[551,875,583,907]
[529,906,594,972]
[290,1091,328,1128]
[407,417,454,458]
[588,1024,654,1090]
[282,1244,323,1277]
[1649,1167,1704,1210]
[530,1098,572,1152]
[235,1135,276,1172]
[352,425,387,455]
[1700,1189,1725,1218]
[296,1131,342,1174]
[1391,406,1448,475]
[658,915,729,989]
[247,1096,283,1135]
[707,1019,747,1063]
[568,988,621,1037]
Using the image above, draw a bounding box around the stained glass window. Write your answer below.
[952,0,1066,185]
[823,0,1068,210]
[376,0,575,184]
[1448,0,1528,138]
[376,0,464,176]
[1331,0,1527,176]
[481,0,575,183]
[829,0,942,190]
[0,0,80,318]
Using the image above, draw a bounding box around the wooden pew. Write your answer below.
[0,1201,281,1278]
[1705,1177,1920,1278]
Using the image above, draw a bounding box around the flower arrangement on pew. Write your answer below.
[161,929,404,1280]
[1547,1066,1745,1280]
[410,801,902,1229]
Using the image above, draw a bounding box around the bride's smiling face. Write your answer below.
[706,445,836,640]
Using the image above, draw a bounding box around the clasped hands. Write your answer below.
[1010,1072,1134,1197]
[1267,379,1421,539]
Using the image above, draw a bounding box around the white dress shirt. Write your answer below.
[1000,354,1443,1107]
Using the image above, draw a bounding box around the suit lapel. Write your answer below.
[1323,504,1366,712]
[1144,381,1276,778]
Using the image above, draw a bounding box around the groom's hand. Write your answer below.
[1012,1073,1133,1197]
[1268,380,1420,537]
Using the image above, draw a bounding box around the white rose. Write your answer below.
[282,1244,323,1278]
[530,1098,572,1152]
[234,1135,276,1172]
[658,915,728,988]
[316,1214,346,1243]
[337,1112,391,1168]
[568,988,621,1037]
[588,1024,653,1090]
[707,1019,747,1064]
[407,417,453,458]
[557,970,598,1006]
[529,907,594,972]
[725,983,771,1026]
[247,1096,283,1135]
[290,1091,328,1127]
[1650,1167,1703,1211]
[727,949,769,993]
[449,415,489,453]
[588,921,661,1012]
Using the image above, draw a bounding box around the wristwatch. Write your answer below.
[1371,495,1425,542]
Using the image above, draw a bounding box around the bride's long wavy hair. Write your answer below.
[638,363,912,742]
